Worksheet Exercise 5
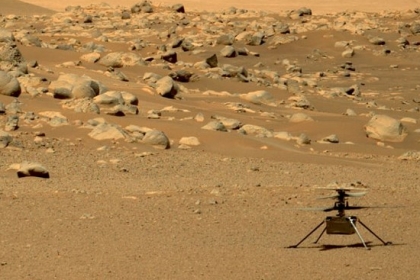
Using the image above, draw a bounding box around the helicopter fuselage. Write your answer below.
[326,216,357,235]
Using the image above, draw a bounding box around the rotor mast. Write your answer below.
[335,189,347,217]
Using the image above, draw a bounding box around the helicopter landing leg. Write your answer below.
[314,227,326,244]
[358,219,392,246]
[348,217,370,250]
[288,220,325,248]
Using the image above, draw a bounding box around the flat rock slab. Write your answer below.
[17,162,50,178]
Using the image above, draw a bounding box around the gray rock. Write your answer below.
[17,34,42,47]
[142,130,170,149]
[0,130,12,148]
[239,124,273,137]
[289,7,312,18]
[344,109,357,116]
[131,1,153,13]
[80,52,101,63]
[0,29,15,43]
[296,133,311,145]
[410,22,420,34]
[121,10,131,20]
[89,123,129,140]
[105,104,138,116]
[72,84,97,99]
[398,151,420,161]
[365,115,407,142]
[94,91,124,106]
[49,74,104,99]
[211,115,242,130]
[179,136,200,146]
[270,35,299,46]
[156,76,179,98]
[61,98,101,114]
[369,36,386,45]
[0,71,21,97]
[143,72,163,84]
[0,42,25,72]
[179,38,193,51]
[17,162,50,178]
[99,52,143,68]
[201,121,228,132]
[322,134,340,143]
[5,99,22,114]
[4,115,19,131]
[216,34,235,45]
[342,48,355,58]
[220,46,237,57]
[274,22,290,34]
[121,91,138,105]
[247,32,265,46]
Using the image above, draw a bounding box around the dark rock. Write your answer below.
[206,54,218,68]
[172,4,185,13]
[121,11,131,20]
[161,51,177,63]
[131,1,153,13]
[17,162,50,179]
[169,70,193,82]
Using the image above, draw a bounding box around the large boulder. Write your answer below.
[88,123,129,140]
[155,76,179,98]
[0,42,25,72]
[17,162,50,178]
[94,91,125,106]
[201,121,228,132]
[99,52,143,68]
[142,130,170,149]
[131,1,154,13]
[49,74,105,99]
[239,124,273,137]
[0,29,15,43]
[365,115,407,142]
[0,71,21,97]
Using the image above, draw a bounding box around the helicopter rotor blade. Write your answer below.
[346,191,367,197]
[315,187,368,192]
[317,191,367,200]
[285,206,335,212]
[317,194,339,200]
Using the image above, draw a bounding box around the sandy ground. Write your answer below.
[1,0,420,279]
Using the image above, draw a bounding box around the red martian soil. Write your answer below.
[1,1,420,279]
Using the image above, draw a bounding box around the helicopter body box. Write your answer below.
[326,216,357,235]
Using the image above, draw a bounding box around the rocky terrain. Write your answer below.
[1,1,420,279]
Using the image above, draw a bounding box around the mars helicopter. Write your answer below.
[287,187,392,250]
